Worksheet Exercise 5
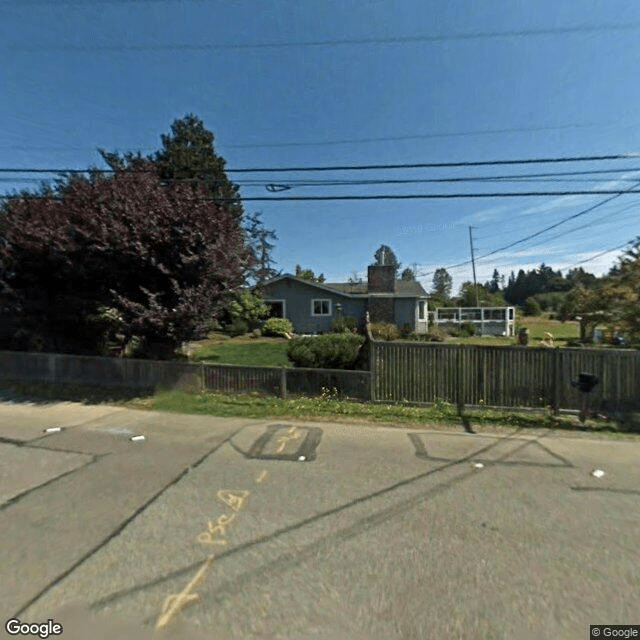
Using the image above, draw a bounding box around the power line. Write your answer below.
[414,182,640,279]
[7,167,640,188]
[223,123,607,148]
[1,121,633,151]
[0,153,638,175]
[559,243,631,271]
[7,23,640,50]
[7,192,640,203]
[471,180,640,261]
[476,200,640,250]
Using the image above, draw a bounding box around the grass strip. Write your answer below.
[2,380,638,439]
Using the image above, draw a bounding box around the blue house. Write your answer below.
[256,265,429,334]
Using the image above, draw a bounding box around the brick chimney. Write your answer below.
[367,265,395,293]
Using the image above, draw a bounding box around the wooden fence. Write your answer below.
[2,344,638,412]
[0,351,372,401]
[371,341,640,411]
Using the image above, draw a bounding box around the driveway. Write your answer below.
[1,399,638,639]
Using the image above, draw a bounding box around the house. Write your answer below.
[255,264,429,335]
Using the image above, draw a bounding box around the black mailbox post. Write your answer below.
[571,372,599,422]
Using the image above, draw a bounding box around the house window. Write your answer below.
[312,299,331,316]
[418,300,425,320]
[265,300,285,318]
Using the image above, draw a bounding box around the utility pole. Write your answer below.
[469,226,479,307]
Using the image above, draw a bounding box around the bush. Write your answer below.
[461,322,476,336]
[330,316,357,334]
[370,322,400,341]
[221,290,269,330]
[407,329,446,342]
[224,319,249,337]
[523,298,542,317]
[286,333,365,369]
[400,323,413,338]
[262,317,294,337]
[205,317,222,333]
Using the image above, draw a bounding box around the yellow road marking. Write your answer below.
[196,513,236,547]
[217,489,250,511]
[275,427,302,452]
[155,554,215,629]
[159,479,265,628]
[256,470,268,483]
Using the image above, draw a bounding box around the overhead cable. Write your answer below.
[7,22,640,50]
[0,153,638,175]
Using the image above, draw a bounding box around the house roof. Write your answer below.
[255,274,428,298]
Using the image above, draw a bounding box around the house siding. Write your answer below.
[394,298,418,330]
[261,279,366,334]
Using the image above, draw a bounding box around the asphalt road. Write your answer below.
[0,399,639,640]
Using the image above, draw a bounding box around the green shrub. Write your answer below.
[286,333,365,369]
[370,322,400,341]
[523,298,542,317]
[400,323,413,338]
[425,328,446,342]
[222,290,269,330]
[205,317,222,333]
[461,322,476,336]
[286,342,316,367]
[330,316,357,333]
[262,317,294,337]
[224,319,249,337]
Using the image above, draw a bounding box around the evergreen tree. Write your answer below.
[488,269,501,293]
[431,268,453,300]
[401,267,416,281]
[294,265,325,283]
[373,245,401,277]
[100,114,278,285]
[152,114,243,220]
[243,212,279,284]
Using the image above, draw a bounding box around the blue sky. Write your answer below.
[2,0,640,295]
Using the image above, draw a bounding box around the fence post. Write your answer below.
[48,353,56,384]
[456,347,465,413]
[200,362,205,393]
[280,367,287,399]
[369,343,376,402]
[552,349,561,414]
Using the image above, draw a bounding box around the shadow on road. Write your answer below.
[0,381,154,406]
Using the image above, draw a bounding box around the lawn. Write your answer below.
[189,334,291,367]
[444,315,580,347]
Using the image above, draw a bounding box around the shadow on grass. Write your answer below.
[454,401,639,436]
[0,380,155,406]
[191,354,221,363]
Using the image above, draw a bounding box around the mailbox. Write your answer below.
[571,372,599,394]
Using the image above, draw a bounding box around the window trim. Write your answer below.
[311,298,332,316]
